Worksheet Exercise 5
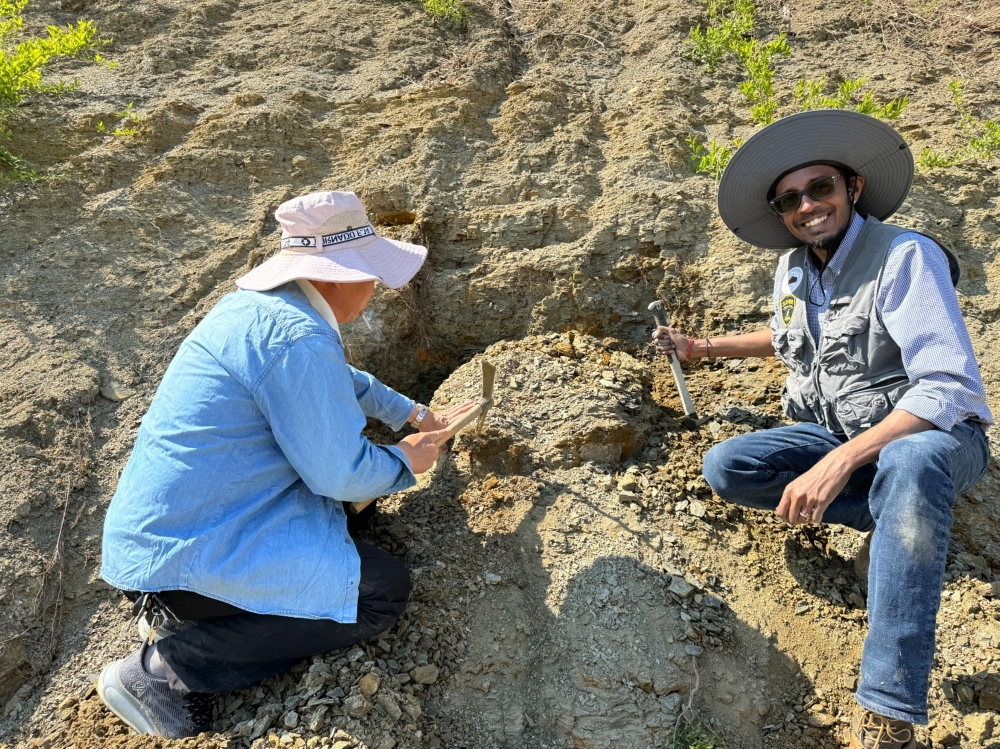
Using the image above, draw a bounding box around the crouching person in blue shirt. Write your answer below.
[98,191,474,738]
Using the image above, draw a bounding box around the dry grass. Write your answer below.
[866,0,1000,56]
[482,0,636,54]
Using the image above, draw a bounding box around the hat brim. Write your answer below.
[717,110,914,249]
[236,237,427,291]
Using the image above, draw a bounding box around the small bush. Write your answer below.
[422,0,468,23]
[687,0,756,72]
[951,80,1000,160]
[795,76,909,120]
[687,135,743,180]
[917,81,1000,169]
[97,101,139,137]
[0,0,110,178]
[687,0,789,125]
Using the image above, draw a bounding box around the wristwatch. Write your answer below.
[412,404,429,427]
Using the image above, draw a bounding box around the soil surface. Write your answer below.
[1,0,999,748]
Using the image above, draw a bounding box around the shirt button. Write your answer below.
[344,538,351,544]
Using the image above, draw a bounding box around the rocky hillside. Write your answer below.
[0,0,998,747]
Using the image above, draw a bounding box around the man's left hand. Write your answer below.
[776,451,853,525]
[417,401,478,433]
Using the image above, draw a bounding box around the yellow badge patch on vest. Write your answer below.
[780,294,796,326]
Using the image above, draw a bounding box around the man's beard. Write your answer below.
[809,211,853,256]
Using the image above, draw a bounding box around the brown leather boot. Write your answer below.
[854,530,874,587]
[848,705,917,749]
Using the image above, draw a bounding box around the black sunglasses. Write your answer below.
[769,174,843,215]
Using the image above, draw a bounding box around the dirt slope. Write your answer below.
[1,0,998,747]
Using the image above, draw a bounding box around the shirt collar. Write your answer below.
[807,211,865,276]
[295,280,341,339]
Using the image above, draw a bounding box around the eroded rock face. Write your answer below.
[432,333,657,474]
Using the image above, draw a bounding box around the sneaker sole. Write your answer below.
[97,659,157,735]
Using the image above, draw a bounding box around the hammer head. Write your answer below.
[681,414,713,429]
[647,300,669,328]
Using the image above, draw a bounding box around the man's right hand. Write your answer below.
[397,428,451,474]
[653,326,692,361]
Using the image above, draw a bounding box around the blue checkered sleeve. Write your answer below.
[877,233,992,431]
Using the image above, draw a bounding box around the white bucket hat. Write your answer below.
[236,191,427,291]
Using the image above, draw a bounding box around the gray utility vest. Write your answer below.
[772,216,924,439]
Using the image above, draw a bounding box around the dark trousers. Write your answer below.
[155,539,410,694]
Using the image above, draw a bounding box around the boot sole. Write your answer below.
[97,659,157,735]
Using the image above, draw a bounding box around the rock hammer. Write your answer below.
[350,360,496,513]
[648,301,709,429]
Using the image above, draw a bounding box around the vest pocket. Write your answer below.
[781,384,819,425]
[818,314,869,375]
[772,327,810,375]
[834,375,911,439]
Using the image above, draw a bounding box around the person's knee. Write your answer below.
[871,437,954,544]
[702,440,741,500]
[877,437,951,495]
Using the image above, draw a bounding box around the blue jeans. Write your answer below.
[703,420,990,724]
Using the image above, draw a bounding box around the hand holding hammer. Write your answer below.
[649,301,709,428]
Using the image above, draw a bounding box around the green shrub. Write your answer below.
[951,80,1000,160]
[422,0,468,23]
[0,0,109,178]
[734,35,791,126]
[686,0,789,125]
[687,0,756,72]
[687,135,743,180]
[97,101,139,137]
[685,0,907,176]
[795,76,909,120]
[917,81,1000,169]
[915,147,957,168]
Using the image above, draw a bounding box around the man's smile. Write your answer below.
[798,211,832,230]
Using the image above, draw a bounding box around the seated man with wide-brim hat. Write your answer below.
[652,110,991,748]
[97,191,474,739]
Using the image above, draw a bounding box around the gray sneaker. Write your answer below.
[98,643,214,738]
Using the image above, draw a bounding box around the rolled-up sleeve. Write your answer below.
[253,334,416,502]
[877,234,992,431]
[348,365,415,431]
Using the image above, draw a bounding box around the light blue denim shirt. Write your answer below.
[101,282,416,622]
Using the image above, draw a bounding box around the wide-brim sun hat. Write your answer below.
[717,109,914,249]
[236,191,427,291]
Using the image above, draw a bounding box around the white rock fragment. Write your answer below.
[100,380,135,402]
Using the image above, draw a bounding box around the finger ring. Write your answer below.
[799,510,810,519]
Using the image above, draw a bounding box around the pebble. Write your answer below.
[343,695,370,718]
[484,572,502,585]
[100,380,135,402]
[346,648,365,663]
[955,682,975,704]
[668,578,695,598]
[358,673,380,698]
[688,501,706,518]
[376,694,403,722]
[411,665,439,685]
